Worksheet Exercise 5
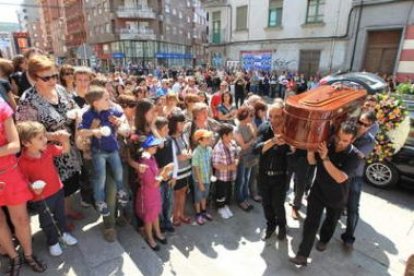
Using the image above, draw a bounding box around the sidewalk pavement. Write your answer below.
[1,183,413,276]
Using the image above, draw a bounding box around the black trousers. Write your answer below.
[292,156,314,210]
[298,193,342,258]
[33,189,67,246]
[235,91,245,108]
[215,180,232,208]
[79,158,94,205]
[258,174,287,230]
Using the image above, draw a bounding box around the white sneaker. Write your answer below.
[49,243,63,256]
[218,207,229,219]
[224,205,233,218]
[61,232,78,246]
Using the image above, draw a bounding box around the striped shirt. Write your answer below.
[171,134,192,180]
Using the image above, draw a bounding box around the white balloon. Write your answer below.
[31,180,46,190]
[100,126,112,137]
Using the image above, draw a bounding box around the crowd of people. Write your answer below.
[0,47,382,275]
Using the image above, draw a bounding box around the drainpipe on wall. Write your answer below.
[349,0,364,71]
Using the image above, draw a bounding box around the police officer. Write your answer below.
[290,121,359,266]
[254,102,290,241]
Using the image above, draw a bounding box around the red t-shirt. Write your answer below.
[210,92,222,119]
[18,144,64,202]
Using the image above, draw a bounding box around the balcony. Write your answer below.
[209,29,227,44]
[116,5,156,19]
[118,28,156,40]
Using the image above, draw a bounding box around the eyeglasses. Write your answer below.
[37,74,59,82]
[62,72,74,76]
[357,120,371,128]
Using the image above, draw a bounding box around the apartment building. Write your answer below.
[203,0,352,75]
[17,0,48,51]
[203,0,414,79]
[64,0,87,62]
[84,0,208,69]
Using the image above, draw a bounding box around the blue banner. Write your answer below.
[112,52,126,59]
[241,51,272,71]
[155,52,193,59]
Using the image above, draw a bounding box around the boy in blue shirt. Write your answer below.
[78,86,127,216]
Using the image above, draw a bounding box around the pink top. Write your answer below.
[0,99,17,169]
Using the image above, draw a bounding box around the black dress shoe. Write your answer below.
[316,241,327,252]
[277,226,287,241]
[261,228,275,241]
[164,226,175,233]
[289,255,307,266]
[155,236,168,245]
[146,240,160,251]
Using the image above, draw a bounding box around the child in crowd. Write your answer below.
[153,117,177,232]
[136,135,173,251]
[212,124,239,219]
[17,121,78,257]
[78,86,128,217]
[191,129,214,225]
[169,110,193,226]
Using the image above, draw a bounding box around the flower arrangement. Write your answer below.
[396,83,414,95]
[367,93,409,163]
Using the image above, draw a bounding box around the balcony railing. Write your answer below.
[116,5,156,19]
[118,28,156,40]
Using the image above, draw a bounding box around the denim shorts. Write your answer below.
[193,182,210,203]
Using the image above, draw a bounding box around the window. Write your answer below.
[98,4,102,14]
[236,5,248,31]
[179,11,183,19]
[106,23,111,33]
[172,8,177,15]
[306,0,325,23]
[212,11,221,44]
[298,50,321,78]
[268,0,283,27]
[165,5,170,13]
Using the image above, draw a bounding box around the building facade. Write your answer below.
[17,0,48,51]
[84,0,207,70]
[203,0,352,76]
[345,0,414,82]
[203,0,414,80]
[64,0,87,64]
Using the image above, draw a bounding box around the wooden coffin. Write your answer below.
[283,85,367,150]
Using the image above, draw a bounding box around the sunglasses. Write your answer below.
[121,103,136,108]
[37,74,59,82]
[357,120,371,128]
[62,72,74,76]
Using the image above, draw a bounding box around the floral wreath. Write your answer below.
[367,93,409,163]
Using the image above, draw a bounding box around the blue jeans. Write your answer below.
[235,162,252,203]
[91,149,124,203]
[341,177,363,244]
[159,181,174,229]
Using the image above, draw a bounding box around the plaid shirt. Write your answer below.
[192,145,212,184]
[212,140,238,181]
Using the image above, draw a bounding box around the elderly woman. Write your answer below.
[15,55,83,223]
[186,102,221,149]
